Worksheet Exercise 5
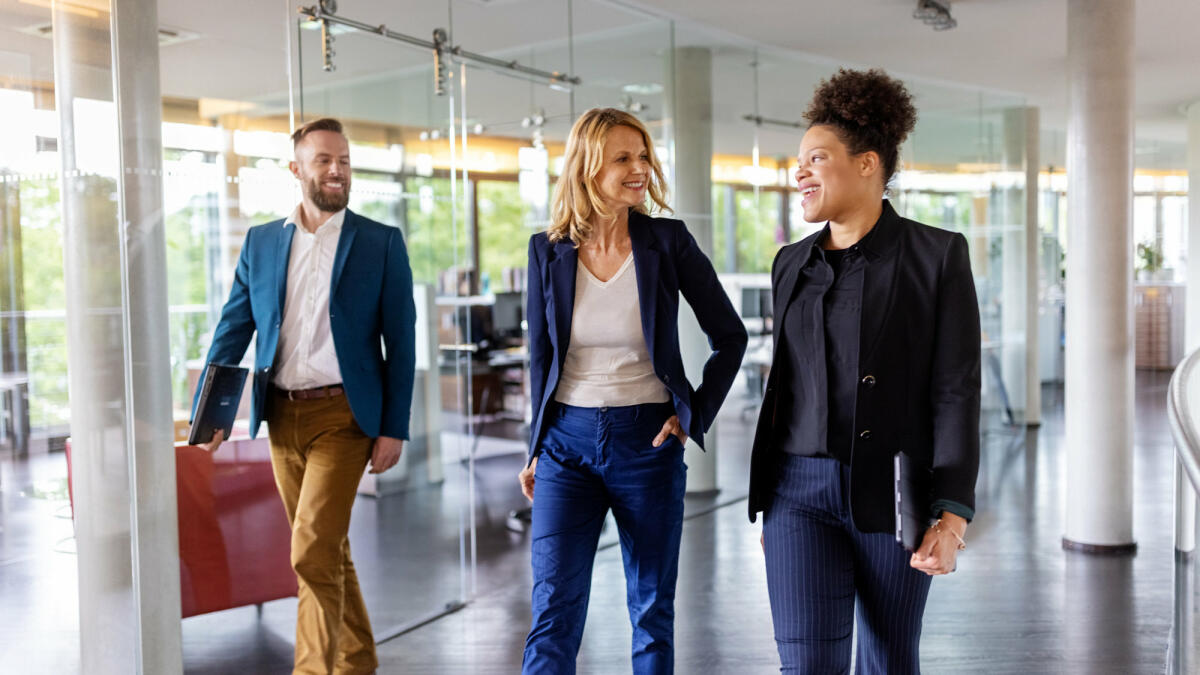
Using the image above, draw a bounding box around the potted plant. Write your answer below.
[1136,242,1171,282]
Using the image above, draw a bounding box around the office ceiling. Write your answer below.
[0,0,1194,170]
[629,0,1199,164]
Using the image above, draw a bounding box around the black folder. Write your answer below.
[894,452,933,552]
[188,363,249,445]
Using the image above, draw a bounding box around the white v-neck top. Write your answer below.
[554,253,670,407]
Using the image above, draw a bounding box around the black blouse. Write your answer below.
[776,226,873,464]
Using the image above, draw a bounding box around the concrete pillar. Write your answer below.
[1186,103,1200,352]
[1177,101,1200,553]
[1062,0,1136,552]
[724,184,737,273]
[53,0,183,672]
[0,173,29,455]
[667,46,718,494]
[214,124,246,322]
[358,283,443,496]
[999,106,1041,425]
[999,109,1028,423]
[1022,108,1042,425]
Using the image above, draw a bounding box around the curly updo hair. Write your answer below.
[803,68,917,189]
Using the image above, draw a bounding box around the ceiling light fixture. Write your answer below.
[619,95,647,114]
[18,0,107,19]
[913,0,957,31]
[622,83,663,96]
[742,114,803,130]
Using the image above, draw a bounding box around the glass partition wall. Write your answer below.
[287,0,673,638]
[673,30,1035,499]
[292,2,478,635]
[0,0,1067,669]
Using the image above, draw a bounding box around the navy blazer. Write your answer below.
[525,210,748,461]
[748,200,981,533]
[192,209,416,440]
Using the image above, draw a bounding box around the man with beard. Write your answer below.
[192,117,415,675]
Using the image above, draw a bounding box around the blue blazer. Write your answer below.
[192,209,416,440]
[525,210,748,461]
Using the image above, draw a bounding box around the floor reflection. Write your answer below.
[0,373,1194,673]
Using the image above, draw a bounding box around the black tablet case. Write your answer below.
[188,363,249,445]
[894,452,933,552]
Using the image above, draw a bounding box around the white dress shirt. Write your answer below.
[554,253,669,407]
[273,207,345,390]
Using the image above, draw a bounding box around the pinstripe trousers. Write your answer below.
[763,454,932,674]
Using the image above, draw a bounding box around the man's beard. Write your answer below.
[305,176,350,212]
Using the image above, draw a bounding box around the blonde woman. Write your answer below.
[519,108,746,674]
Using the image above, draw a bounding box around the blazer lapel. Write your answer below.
[548,240,577,367]
[857,203,904,366]
[275,221,295,317]
[629,216,660,365]
[770,242,809,353]
[330,210,358,297]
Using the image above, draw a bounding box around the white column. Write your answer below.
[54,0,183,672]
[1063,0,1136,551]
[1023,108,1043,425]
[667,46,719,494]
[1177,101,1200,553]
[1001,108,1037,424]
[360,283,443,496]
[1186,103,1200,351]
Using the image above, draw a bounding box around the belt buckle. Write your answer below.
[286,388,298,401]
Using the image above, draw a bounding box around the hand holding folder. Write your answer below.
[893,451,932,553]
[188,363,249,448]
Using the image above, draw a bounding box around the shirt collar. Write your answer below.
[285,206,346,236]
[802,199,900,265]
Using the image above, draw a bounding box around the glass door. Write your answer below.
[292,0,474,634]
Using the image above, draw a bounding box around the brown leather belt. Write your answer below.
[275,384,345,401]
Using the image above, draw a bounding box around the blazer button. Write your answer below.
[859,430,872,440]
[662,374,671,384]
[861,374,876,388]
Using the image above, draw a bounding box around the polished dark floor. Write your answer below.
[1,372,1196,674]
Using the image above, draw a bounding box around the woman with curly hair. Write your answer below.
[520,108,746,674]
[747,69,981,673]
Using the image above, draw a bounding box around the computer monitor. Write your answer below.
[492,291,524,338]
[741,287,772,320]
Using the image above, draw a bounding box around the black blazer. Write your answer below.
[748,200,981,533]
[525,210,748,462]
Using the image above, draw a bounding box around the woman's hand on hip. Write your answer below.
[652,415,688,447]
[518,456,537,502]
[910,512,968,575]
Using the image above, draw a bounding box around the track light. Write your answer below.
[619,95,647,114]
[521,110,546,129]
[913,0,956,31]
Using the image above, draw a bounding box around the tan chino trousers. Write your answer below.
[267,389,377,675]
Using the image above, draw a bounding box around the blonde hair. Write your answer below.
[547,108,671,244]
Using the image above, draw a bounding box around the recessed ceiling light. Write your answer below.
[299,20,354,36]
[18,21,200,46]
[622,83,663,96]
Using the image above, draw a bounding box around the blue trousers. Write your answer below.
[522,402,686,675]
[763,455,932,674]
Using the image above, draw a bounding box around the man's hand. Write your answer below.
[197,428,225,453]
[370,436,404,474]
